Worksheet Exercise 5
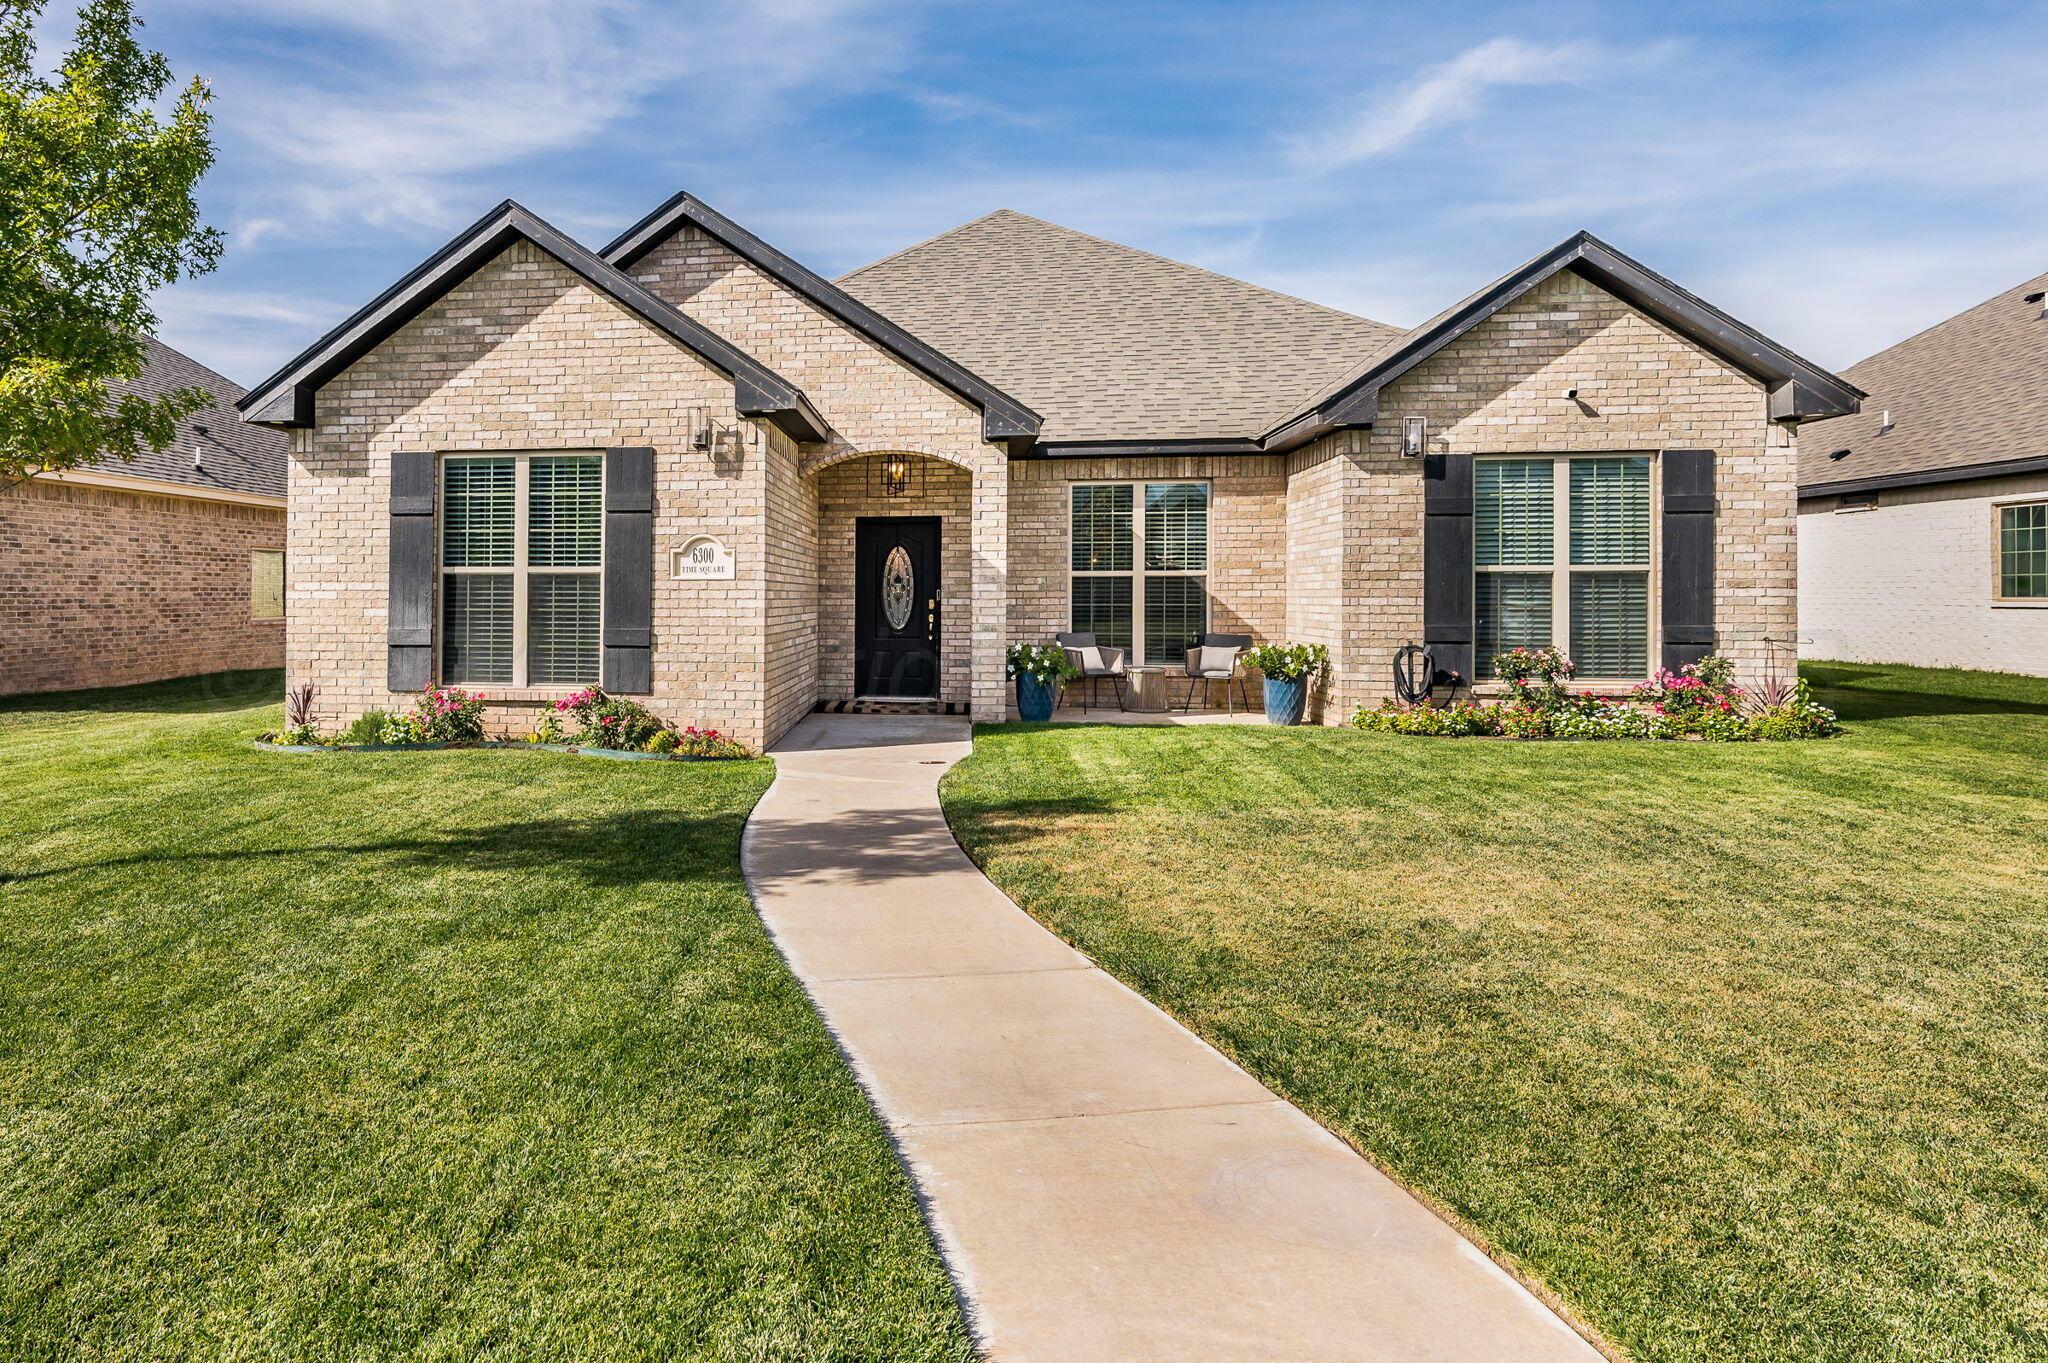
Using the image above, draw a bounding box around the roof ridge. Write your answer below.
[847,206,1401,332]
[834,208,1019,284]
[1839,264,2048,378]
[137,333,249,400]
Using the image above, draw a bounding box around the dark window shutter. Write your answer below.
[387,453,437,691]
[1422,453,1475,686]
[602,446,655,694]
[1660,448,1716,673]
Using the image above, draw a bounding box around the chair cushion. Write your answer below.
[1196,644,1239,677]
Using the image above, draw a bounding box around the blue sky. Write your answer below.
[54,0,2048,384]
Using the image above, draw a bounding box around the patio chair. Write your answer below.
[1181,633,1253,713]
[1053,631,1127,711]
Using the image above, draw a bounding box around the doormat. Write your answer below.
[814,699,969,716]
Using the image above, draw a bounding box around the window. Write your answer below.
[250,550,284,620]
[1999,501,2047,600]
[1069,481,1209,665]
[1475,455,1653,679]
[440,453,602,686]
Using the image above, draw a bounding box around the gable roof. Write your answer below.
[1796,266,2048,497]
[81,336,288,500]
[837,209,1403,446]
[236,200,826,442]
[602,191,1040,445]
[1263,231,1864,452]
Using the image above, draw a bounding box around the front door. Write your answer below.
[854,517,940,698]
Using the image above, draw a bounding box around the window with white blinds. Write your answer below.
[1475,455,1654,679]
[1070,481,1209,665]
[441,453,602,687]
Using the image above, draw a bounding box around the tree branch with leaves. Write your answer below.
[0,0,222,484]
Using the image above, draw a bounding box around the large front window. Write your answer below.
[440,453,602,686]
[1070,481,1209,665]
[1475,455,1653,679]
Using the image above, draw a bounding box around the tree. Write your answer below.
[0,0,221,483]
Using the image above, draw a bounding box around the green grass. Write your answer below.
[941,661,2048,1363]
[0,672,973,1363]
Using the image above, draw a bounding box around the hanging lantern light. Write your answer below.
[880,453,912,497]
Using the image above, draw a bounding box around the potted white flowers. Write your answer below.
[1240,642,1329,725]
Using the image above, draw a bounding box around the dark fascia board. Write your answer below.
[235,200,828,444]
[602,189,1043,444]
[1023,437,1270,459]
[1798,452,2048,500]
[1264,231,1865,448]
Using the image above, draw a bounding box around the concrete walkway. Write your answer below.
[744,713,1604,1363]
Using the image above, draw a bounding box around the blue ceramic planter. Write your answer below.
[1263,675,1308,726]
[1016,673,1057,722]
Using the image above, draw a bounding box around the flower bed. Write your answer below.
[1354,650,1838,742]
[258,685,754,760]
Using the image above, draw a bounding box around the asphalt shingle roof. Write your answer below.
[837,210,1402,443]
[1798,267,2048,491]
[96,335,289,499]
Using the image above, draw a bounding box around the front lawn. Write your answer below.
[0,672,973,1362]
[941,662,2048,1363]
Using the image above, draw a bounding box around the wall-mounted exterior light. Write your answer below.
[1401,416,1427,458]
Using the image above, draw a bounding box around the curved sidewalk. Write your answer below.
[744,712,1604,1363]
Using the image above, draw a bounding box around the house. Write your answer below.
[235,191,1859,745]
[2,337,288,697]
[1797,270,2048,675]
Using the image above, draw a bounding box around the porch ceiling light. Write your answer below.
[880,453,912,497]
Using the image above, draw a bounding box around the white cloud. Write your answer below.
[149,285,340,384]
[186,0,924,240]
[1287,37,1653,169]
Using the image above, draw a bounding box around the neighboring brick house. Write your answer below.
[1797,270,2048,675]
[2,337,287,697]
[236,192,1860,745]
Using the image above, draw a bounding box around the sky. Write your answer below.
[43,0,2048,386]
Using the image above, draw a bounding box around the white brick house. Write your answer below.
[1798,269,2048,675]
[237,191,1860,745]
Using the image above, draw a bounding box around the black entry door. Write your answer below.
[855,517,940,698]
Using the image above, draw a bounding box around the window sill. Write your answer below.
[1991,599,2048,609]
[441,685,598,704]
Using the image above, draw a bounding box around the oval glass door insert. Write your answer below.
[882,545,915,630]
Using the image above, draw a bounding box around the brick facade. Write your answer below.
[281,242,1806,743]
[1800,470,2048,675]
[1284,271,1794,717]
[1,478,284,696]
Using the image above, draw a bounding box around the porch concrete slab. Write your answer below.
[902,1099,1599,1363]
[747,712,1604,1362]
[807,967,1273,1126]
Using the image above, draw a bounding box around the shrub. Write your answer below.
[647,728,679,755]
[1492,647,1575,710]
[379,685,487,744]
[1007,642,1080,684]
[338,710,390,745]
[1748,679,1840,741]
[555,687,663,751]
[1634,656,1744,732]
[528,710,566,745]
[274,724,325,747]
[1354,699,1500,736]
[1241,641,1330,683]
[665,725,753,759]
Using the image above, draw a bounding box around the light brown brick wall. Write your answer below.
[0,478,283,696]
[815,454,973,704]
[1293,269,1792,717]
[629,227,1011,721]
[1007,455,1288,650]
[762,424,820,743]
[289,239,782,742]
